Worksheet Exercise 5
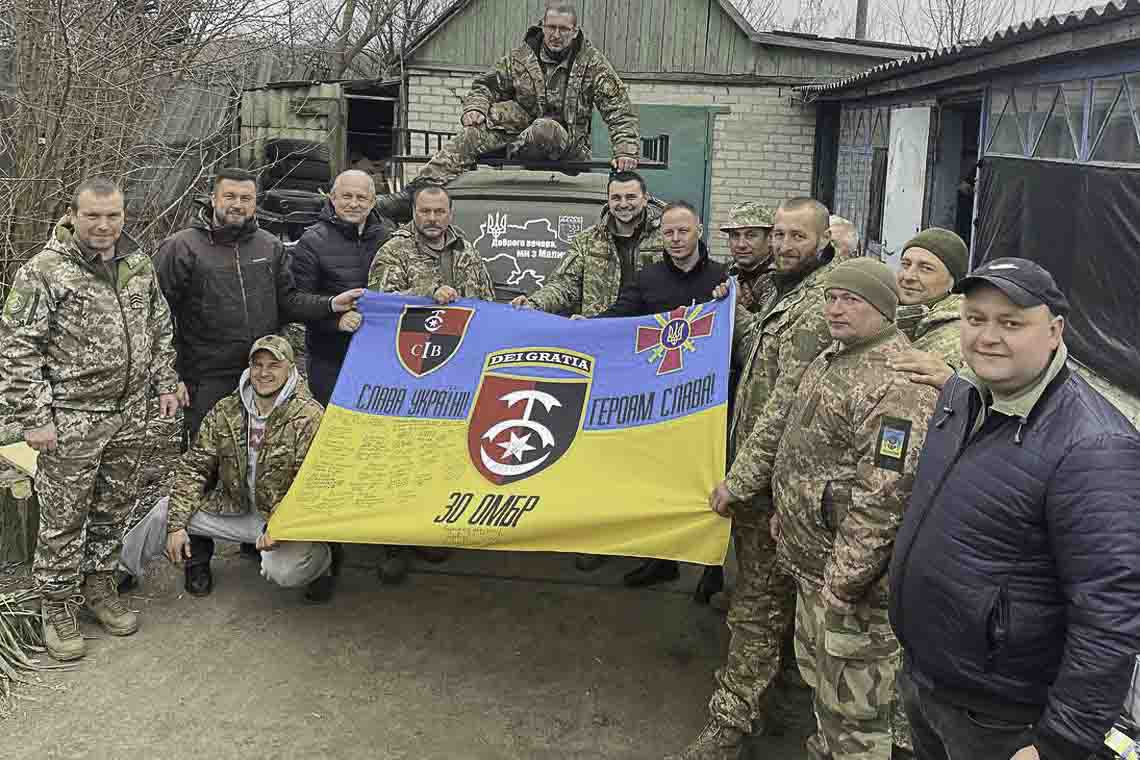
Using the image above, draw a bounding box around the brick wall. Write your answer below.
[404,69,818,259]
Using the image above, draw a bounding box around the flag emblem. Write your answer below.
[635,305,716,375]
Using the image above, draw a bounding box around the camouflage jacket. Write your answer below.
[772,325,938,604]
[0,219,179,429]
[367,224,496,300]
[167,388,323,531]
[728,259,776,314]
[725,250,837,500]
[528,208,666,316]
[462,26,640,159]
[897,293,964,369]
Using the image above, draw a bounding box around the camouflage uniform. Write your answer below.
[166,378,323,533]
[896,293,964,369]
[704,250,837,738]
[728,262,775,315]
[367,224,496,301]
[721,202,776,315]
[0,219,178,599]
[527,208,666,316]
[772,325,937,760]
[120,353,331,588]
[419,26,639,183]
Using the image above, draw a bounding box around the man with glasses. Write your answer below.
[377,4,640,221]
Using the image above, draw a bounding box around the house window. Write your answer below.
[1033,85,1080,160]
[1090,76,1140,163]
[987,90,1024,155]
[987,72,1140,166]
[834,106,891,250]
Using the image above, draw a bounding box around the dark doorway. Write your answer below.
[926,101,982,244]
[345,90,397,194]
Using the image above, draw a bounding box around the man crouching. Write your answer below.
[119,335,341,603]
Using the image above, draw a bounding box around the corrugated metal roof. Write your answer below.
[797,0,1140,96]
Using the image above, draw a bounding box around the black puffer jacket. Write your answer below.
[596,241,726,318]
[290,203,394,364]
[890,363,1140,760]
[155,203,335,381]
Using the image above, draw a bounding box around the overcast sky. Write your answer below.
[751,0,1099,45]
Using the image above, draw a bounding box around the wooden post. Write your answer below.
[855,0,869,40]
[0,467,37,566]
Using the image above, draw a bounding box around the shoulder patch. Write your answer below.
[874,416,913,472]
[3,287,33,321]
[391,228,414,239]
[125,253,149,271]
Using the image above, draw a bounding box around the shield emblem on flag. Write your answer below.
[396,305,474,377]
[468,373,589,486]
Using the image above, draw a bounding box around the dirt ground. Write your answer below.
[4,547,814,760]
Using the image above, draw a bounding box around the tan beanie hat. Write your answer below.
[822,258,900,320]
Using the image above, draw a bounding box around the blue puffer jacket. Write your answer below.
[890,364,1140,760]
[290,203,394,364]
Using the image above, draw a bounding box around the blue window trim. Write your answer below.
[984,70,1140,167]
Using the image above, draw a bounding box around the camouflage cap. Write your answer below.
[249,334,295,364]
[721,202,775,231]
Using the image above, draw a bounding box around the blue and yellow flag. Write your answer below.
[269,290,734,564]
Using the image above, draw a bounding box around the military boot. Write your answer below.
[667,719,745,760]
[40,596,86,662]
[82,572,139,636]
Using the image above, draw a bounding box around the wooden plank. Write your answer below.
[704,1,724,72]
[586,0,608,49]
[691,0,711,73]
[637,0,659,72]
[660,0,677,73]
[678,0,696,72]
[480,0,494,66]
[722,8,739,73]
[605,0,627,72]
[670,0,688,72]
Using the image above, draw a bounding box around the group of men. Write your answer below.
[3,3,1140,760]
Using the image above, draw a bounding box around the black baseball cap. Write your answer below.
[954,257,1070,316]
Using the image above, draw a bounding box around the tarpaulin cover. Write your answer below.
[975,157,1140,398]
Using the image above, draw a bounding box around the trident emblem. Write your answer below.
[483,212,508,240]
[479,390,561,478]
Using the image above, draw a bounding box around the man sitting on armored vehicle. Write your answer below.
[379,3,640,221]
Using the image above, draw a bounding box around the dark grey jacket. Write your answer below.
[156,204,334,381]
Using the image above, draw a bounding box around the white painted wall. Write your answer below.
[881,107,932,269]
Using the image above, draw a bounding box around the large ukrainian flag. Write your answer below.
[269,289,733,565]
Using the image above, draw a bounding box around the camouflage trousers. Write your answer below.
[34,406,147,600]
[794,582,900,760]
[892,671,913,753]
[708,496,797,733]
[418,116,591,183]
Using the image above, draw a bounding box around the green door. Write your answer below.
[591,104,721,234]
